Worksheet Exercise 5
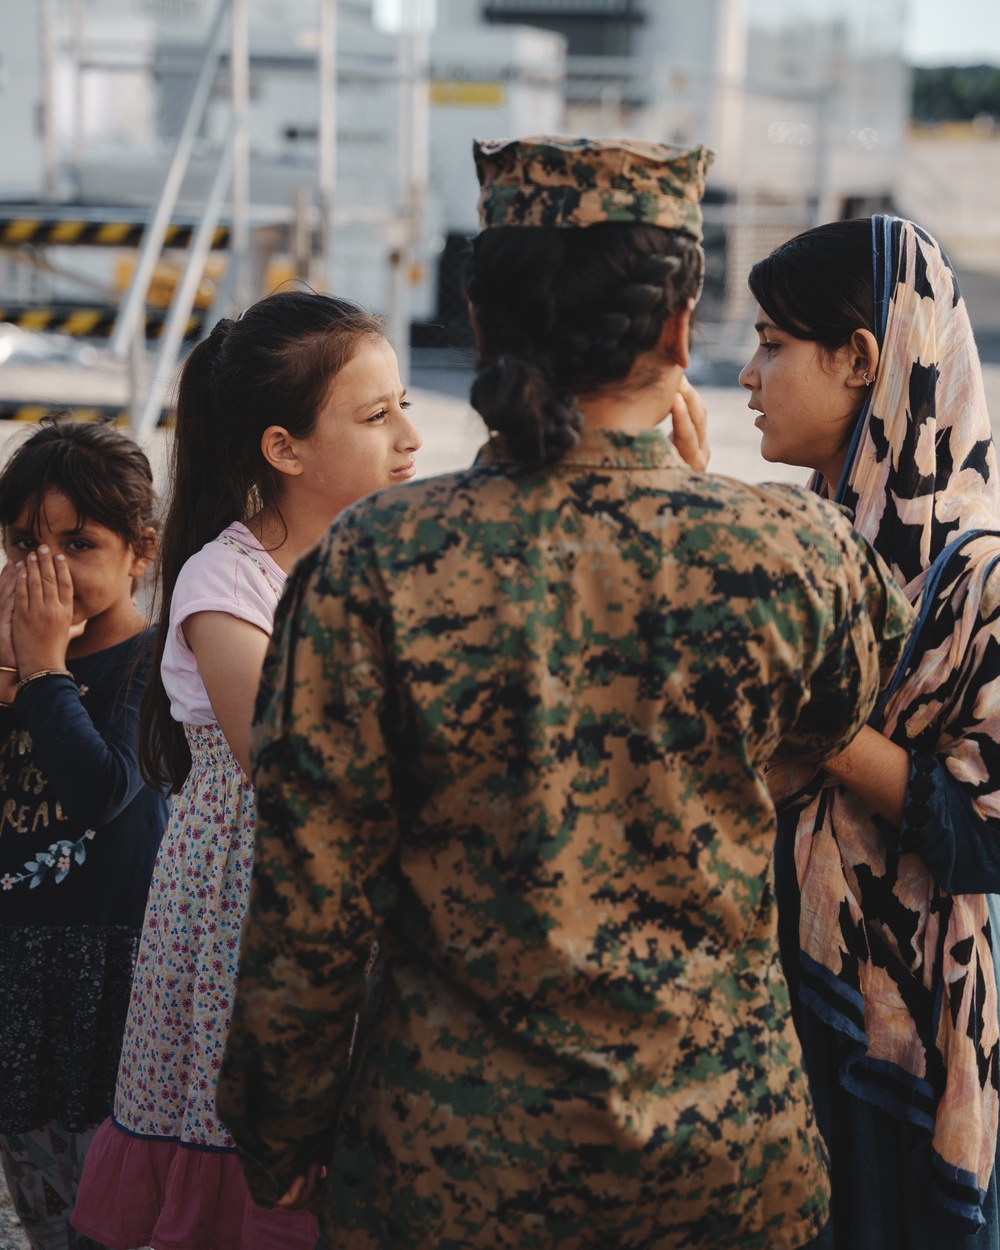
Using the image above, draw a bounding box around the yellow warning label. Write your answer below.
[50,220,87,243]
[18,309,55,331]
[4,220,39,242]
[62,309,103,336]
[95,221,133,245]
[431,80,506,109]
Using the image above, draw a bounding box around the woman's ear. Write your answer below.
[846,328,880,389]
[260,425,304,479]
[657,298,695,370]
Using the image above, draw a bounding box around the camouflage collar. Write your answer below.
[477,426,680,470]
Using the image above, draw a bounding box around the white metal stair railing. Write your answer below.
[135,124,238,439]
[112,0,251,440]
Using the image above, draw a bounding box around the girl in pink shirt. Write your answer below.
[74,290,421,1250]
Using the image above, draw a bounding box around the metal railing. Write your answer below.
[119,0,345,439]
[108,0,247,439]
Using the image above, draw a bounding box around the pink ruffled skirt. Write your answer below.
[72,1119,317,1250]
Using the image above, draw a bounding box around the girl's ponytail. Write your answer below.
[139,292,384,792]
[139,321,243,791]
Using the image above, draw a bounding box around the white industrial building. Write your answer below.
[0,0,911,420]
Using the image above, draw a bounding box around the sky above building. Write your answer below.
[904,0,1000,65]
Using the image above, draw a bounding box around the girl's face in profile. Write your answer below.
[297,336,423,515]
[738,308,862,487]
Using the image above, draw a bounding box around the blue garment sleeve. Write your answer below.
[879,751,1000,894]
[12,663,148,831]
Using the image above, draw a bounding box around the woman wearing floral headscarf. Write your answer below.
[741,215,1000,1249]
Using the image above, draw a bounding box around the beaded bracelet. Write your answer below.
[16,668,73,695]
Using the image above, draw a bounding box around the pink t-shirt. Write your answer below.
[161,521,287,725]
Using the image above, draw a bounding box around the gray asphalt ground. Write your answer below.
[0,1189,24,1250]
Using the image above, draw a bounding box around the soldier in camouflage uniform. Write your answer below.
[217,136,914,1249]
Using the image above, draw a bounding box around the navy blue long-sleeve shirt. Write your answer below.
[0,629,167,928]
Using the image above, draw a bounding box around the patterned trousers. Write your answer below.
[0,1123,109,1250]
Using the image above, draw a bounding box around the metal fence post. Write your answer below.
[318,0,339,293]
[230,0,251,312]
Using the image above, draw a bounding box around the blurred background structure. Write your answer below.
[0,0,997,427]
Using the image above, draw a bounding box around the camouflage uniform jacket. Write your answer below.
[217,427,913,1250]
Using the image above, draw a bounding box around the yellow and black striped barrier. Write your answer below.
[0,215,229,250]
[0,401,171,427]
[0,402,128,425]
[0,304,204,340]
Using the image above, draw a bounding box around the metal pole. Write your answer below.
[39,0,59,201]
[136,131,236,439]
[410,29,430,220]
[317,0,338,292]
[812,84,833,227]
[111,0,230,359]
[386,239,406,381]
[127,327,145,433]
[388,29,430,386]
[230,0,251,312]
[70,0,85,198]
[292,186,312,280]
[386,31,410,380]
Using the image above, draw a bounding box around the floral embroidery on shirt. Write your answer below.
[1,829,96,890]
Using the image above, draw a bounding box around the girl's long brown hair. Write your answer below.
[140,290,384,793]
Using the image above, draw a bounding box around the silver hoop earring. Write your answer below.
[862,371,874,386]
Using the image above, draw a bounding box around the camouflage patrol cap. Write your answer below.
[473,135,714,240]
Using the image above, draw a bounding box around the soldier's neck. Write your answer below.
[577,361,683,433]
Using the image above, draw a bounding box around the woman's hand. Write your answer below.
[670,377,710,471]
[763,759,819,802]
[13,546,75,676]
[276,1161,324,1213]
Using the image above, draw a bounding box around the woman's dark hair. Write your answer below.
[141,289,385,793]
[0,416,155,552]
[466,223,704,468]
[747,217,876,349]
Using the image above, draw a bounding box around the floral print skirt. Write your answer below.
[114,723,254,1149]
[72,724,317,1250]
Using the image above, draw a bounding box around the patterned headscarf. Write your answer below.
[770,216,1000,1229]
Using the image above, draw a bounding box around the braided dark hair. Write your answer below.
[140,290,385,792]
[467,223,704,468]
